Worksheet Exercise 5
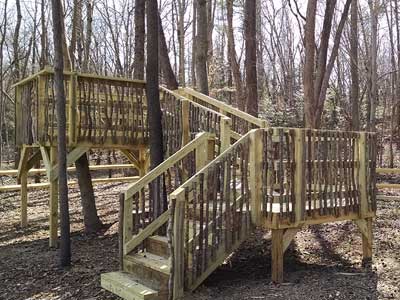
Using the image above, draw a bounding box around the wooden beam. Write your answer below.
[120,149,141,171]
[50,145,90,181]
[271,229,284,283]
[0,176,140,192]
[220,117,232,152]
[0,163,137,177]
[358,133,368,217]
[294,129,305,225]
[376,168,400,174]
[377,183,400,189]
[282,228,301,253]
[354,218,373,264]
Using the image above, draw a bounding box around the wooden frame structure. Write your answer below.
[10,69,377,300]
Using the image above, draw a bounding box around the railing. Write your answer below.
[170,130,256,295]
[14,68,148,147]
[122,132,215,255]
[180,88,268,138]
[260,128,377,227]
[160,87,232,156]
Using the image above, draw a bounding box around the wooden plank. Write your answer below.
[271,229,284,283]
[249,129,263,226]
[377,183,400,189]
[376,168,400,174]
[0,176,140,192]
[0,164,137,177]
[124,209,170,255]
[120,149,141,171]
[181,99,190,146]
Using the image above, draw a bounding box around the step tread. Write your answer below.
[101,271,158,300]
[125,252,171,275]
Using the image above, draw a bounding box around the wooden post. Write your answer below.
[220,117,231,152]
[20,166,28,227]
[68,72,78,145]
[37,75,47,142]
[181,99,190,146]
[123,193,133,254]
[173,191,185,299]
[195,134,215,171]
[139,149,147,176]
[358,132,368,217]
[271,229,284,283]
[49,146,58,247]
[294,129,306,225]
[249,129,263,226]
[15,86,22,146]
[355,218,373,265]
[119,193,124,270]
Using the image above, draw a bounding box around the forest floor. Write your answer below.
[0,176,399,300]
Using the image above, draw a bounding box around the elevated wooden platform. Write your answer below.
[10,69,377,300]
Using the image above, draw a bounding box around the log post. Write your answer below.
[249,129,263,226]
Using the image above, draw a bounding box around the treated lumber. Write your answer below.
[0,176,140,192]
[173,193,185,299]
[355,218,373,264]
[249,129,263,225]
[376,168,400,174]
[50,145,90,181]
[282,228,301,252]
[377,183,400,189]
[271,229,284,283]
[123,209,170,255]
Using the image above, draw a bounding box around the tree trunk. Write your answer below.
[368,0,378,131]
[147,0,166,218]
[303,0,317,128]
[195,0,209,95]
[177,0,185,85]
[226,0,244,110]
[133,0,145,80]
[158,15,179,90]
[350,0,359,130]
[51,0,71,267]
[76,153,103,233]
[244,0,258,117]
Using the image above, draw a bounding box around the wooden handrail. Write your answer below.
[124,132,214,199]
[181,87,268,128]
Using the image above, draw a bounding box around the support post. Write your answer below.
[355,218,373,265]
[123,193,133,254]
[49,146,58,247]
[220,117,232,152]
[139,149,147,176]
[20,167,28,227]
[195,134,214,171]
[249,129,263,226]
[181,99,190,146]
[294,129,306,225]
[68,72,78,145]
[271,229,284,283]
[358,132,368,217]
[172,191,185,299]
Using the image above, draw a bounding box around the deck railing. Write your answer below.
[180,88,268,138]
[14,68,148,147]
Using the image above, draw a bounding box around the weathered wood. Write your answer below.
[294,129,305,225]
[172,192,185,299]
[271,229,284,283]
[124,209,170,255]
[249,129,263,226]
[358,133,368,217]
[355,218,373,264]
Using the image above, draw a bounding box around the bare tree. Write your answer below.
[195,0,209,94]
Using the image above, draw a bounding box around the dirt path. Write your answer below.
[0,183,399,300]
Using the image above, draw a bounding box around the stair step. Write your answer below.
[124,252,170,292]
[145,235,169,258]
[101,271,158,300]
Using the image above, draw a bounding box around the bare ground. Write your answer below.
[0,180,399,300]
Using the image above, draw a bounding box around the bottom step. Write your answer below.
[101,271,159,300]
